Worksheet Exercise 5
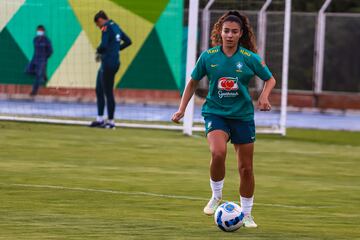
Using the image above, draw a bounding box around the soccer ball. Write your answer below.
[214,202,244,232]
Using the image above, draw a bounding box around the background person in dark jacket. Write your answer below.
[25,25,53,96]
[90,10,132,129]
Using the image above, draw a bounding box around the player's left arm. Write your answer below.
[46,38,53,58]
[258,76,276,111]
[119,30,132,51]
[249,53,276,111]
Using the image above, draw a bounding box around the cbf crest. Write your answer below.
[236,62,243,72]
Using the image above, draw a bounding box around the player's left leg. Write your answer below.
[234,143,257,227]
[230,119,257,227]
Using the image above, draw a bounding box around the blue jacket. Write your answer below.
[96,20,132,67]
[25,36,53,77]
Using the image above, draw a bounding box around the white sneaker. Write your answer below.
[243,215,258,228]
[203,198,222,215]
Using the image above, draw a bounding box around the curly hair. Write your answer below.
[210,10,257,53]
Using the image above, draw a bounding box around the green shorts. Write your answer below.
[204,114,256,144]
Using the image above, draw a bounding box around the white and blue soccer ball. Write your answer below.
[214,202,244,232]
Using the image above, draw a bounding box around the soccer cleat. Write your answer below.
[243,215,258,228]
[203,198,222,215]
[103,122,116,129]
[89,120,105,128]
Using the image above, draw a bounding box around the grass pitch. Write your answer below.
[0,121,359,239]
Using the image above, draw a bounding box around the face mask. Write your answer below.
[36,31,44,36]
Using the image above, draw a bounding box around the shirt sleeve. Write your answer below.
[119,28,132,51]
[191,51,207,81]
[249,53,272,81]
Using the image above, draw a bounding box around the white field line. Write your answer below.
[1,183,335,210]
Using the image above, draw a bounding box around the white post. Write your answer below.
[279,0,292,136]
[314,0,332,94]
[256,0,272,92]
[183,0,199,135]
[201,0,215,51]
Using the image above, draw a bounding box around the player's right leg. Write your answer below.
[203,115,230,215]
[90,68,105,127]
[102,64,119,129]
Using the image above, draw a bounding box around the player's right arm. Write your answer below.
[172,51,207,123]
[172,79,199,123]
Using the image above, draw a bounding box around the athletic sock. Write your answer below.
[96,116,104,122]
[108,119,115,125]
[240,196,254,216]
[210,179,224,200]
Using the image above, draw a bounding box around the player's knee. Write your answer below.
[106,94,115,104]
[211,149,226,163]
[105,92,114,99]
[238,165,253,178]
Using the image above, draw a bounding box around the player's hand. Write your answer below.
[95,53,101,62]
[171,110,185,123]
[257,95,272,111]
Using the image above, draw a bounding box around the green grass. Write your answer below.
[0,122,359,239]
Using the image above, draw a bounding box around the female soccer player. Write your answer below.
[172,10,276,228]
